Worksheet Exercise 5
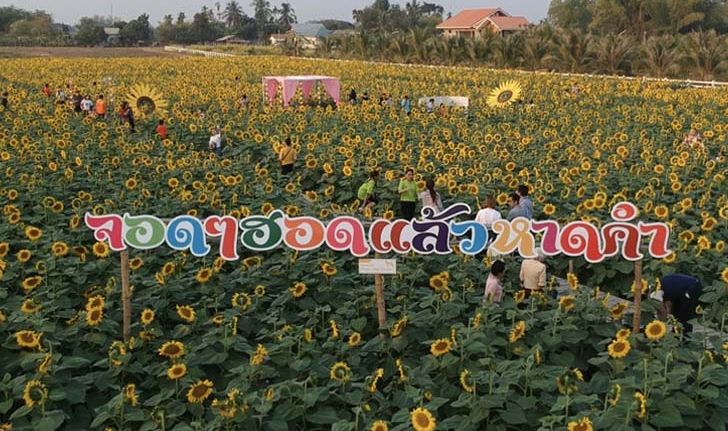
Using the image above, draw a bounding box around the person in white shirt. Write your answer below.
[418,179,444,213]
[475,196,502,229]
[208,128,222,157]
[520,249,547,298]
[426,98,434,113]
[80,95,93,115]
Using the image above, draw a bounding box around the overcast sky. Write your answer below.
[4,0,549,25]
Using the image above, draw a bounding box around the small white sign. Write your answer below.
[358,259,397,275]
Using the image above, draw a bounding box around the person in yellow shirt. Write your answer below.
[520,249,547,298]
[279,137,297,175]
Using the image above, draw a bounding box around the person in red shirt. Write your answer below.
[156,119,167,139]
[42,83,51,97]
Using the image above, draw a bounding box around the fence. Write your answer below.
[163,46,237,58]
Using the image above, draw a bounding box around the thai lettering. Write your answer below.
[84,213,126,251]
[239,210,283,251]
[166,216,210,257]
[326,216,370,257]
[491,217,536,258]
[410,204,470,254]
[123,214,166,250]
[204,216,239,261]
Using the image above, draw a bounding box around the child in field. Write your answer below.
[278,137,296,174]
[484,260,506,304]
[208,127,222,157]
[156,119,167,139]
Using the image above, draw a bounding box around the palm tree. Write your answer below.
[590,32,634,75]
[680,30,728,81]
[556,29,592,73]
[522,27,556,71]
[389,32,410,63]
[223,1,244,30]
[407,28,431,63]
[640,35,678,78]
[646,0,704,34]
[276,3,297,30]
[492,33,524,69]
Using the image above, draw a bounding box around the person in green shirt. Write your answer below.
[398,168,418,220]
[357,170,379,213]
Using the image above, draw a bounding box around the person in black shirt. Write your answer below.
[656,273,703,333]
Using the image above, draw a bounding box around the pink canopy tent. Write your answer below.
[262,75,341,107]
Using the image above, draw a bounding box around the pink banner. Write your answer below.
[301,80,315,100]
[282,80,299,107]
[321,78,340,105]
[264,79,278,103]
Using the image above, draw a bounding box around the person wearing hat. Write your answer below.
[653,273,703,333]
[520,248,547,298]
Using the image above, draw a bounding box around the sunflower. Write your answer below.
[370,420,388,431]
[159,340,185,360]
[51,241,69,257]
[195,267,213,283]
[509,321,526,343]
[615,328,631,339]
[92,242,110,258]
[411,407,436,431]
[391,316,407,337]
[21,299,41,314]
[167,363,187,380]
[645,320,666,341]
[16,330,42,350]
[232,292,252,311]
[38,353,52,374]
[634,391,647,419]
[23,379,48,409]
[250,344,268,366]
[86,295,105,311]
[348,332,362,347]
[187,379,214,404]
[608,338,631,359]
[543,203,556,216]
[254,285,266,298]
[126,83,169,117]
[124,383,139,407]
[429,274,447,292]
[559,295,575,312]
[86,308,104,327]
[24,225,42,241]
[514,290,526,304]
[0,310,5,324]
[162,262,175,276]
[16,249,31,263]
[722,267,728,284]
[22,276,42,293]
[289,282,307,298]
[125,256,143,271]
[430,338,453,357]
[140,308,155,326]
[486,80,522,108]
[610,302,628,319]
[567,272,579,290]
[567,417,593,431]
[460,369,475,393]
[321,262,337,276]
[176,305,196,323]
[330,361,351,383]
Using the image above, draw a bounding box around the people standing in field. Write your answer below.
[43,83,51,97]
[348,88,357,104]
[72,91,83,114]
[239,94,249,110]
[95,94,106,119]
[156,119,167,139]
[520,249,547,298]
[55,88,66,106]
[517,185,534,219]
[400,95,412,115]
[358,170,379,213]
[506,193,527,221]
[683,129,703,150]
[398,168,417,220]
[208,127,222,157]
[484,260,506,304]
[419,179,444,213]
[119,101,135,133]
[279,137,297,175]
[476,196,503,231]
[426,98,435,113]
[80,95,93,115]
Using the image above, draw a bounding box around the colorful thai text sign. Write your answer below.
[84,202,671,263]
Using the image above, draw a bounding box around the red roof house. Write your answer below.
[436,8,529,37]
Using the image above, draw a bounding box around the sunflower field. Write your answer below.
[0,55,727,431]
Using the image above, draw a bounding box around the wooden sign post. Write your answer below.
[120,250,132,342]
[359,255,396,336]
[632,259,643,334]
